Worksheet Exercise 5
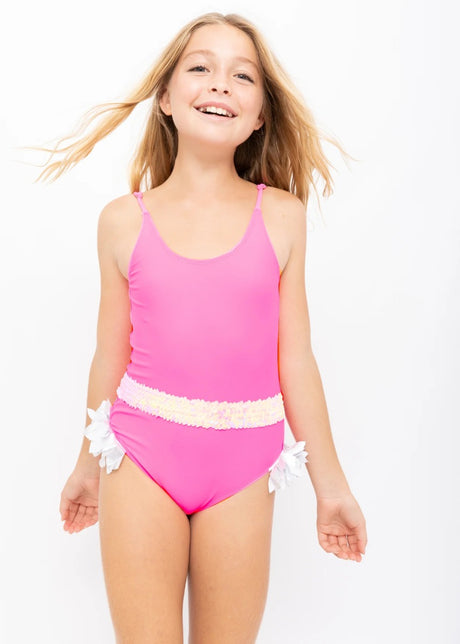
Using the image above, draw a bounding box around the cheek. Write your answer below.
[179,75,204,96]
[239,88,264,113]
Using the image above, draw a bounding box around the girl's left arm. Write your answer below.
[278,195,351,500]
[277,194,368,561]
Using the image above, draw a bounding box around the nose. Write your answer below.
[210,85,230,95]
[209,76,231,95]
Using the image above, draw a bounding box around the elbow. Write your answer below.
[279,348,316,385]
[92,345,131,379]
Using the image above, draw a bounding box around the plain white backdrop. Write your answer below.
[2,0,459,642]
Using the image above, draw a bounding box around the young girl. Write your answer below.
[36,11,367,642]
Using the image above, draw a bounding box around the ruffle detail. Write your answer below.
[116,372,285,429]
[268,441,308,493]
[84,399,126,474]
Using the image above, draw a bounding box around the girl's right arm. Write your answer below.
[60,198,132,533]
[74,197,133,475]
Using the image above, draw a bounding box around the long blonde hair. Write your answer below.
[23,11,354,208]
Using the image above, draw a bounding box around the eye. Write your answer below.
[236,73,254,83]
[188,66,254,83]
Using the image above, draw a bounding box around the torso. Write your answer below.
[114,182,293,279]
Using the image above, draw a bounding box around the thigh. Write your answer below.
[187,470,276,644]
[99,452,191,643]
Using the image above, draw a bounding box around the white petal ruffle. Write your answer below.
[84,399,126,474]
[268,441,308,493]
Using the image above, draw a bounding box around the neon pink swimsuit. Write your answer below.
[84,183,307,515]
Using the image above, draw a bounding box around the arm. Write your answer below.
[74,198,133,474]
[278,196,351,499]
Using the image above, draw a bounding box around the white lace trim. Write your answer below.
[268,441,308,493]
[116,373,285,429]
[84,399,125,474]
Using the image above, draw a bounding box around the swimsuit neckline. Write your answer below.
[134,184,264,265]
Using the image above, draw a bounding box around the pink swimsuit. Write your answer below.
[84,183,307,515]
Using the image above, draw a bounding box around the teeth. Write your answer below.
[197,106,234,117]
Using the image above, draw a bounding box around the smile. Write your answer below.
[194,107,237,119]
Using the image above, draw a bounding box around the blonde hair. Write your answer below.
[23,11,354,208]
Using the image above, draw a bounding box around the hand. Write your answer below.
[59,466,101,534]
[316,492,367,562]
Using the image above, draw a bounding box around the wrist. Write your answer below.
[316,490,353,501]
[313,479,352,500]
[75,438,101,476]
[306,459,351,499]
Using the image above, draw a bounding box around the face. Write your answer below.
[159,24,265,149]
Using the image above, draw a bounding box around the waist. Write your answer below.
[116,372,285,429]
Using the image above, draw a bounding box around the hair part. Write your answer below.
[22,11,355,209]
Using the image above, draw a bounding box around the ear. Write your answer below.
[254,114,265,131]
[159,87,172,116]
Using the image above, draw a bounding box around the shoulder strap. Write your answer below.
[255,183,267,211]
[134,186,267,214]
[133,191,149,215]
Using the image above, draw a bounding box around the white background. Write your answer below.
[1,0,459,642]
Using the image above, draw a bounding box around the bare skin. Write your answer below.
[99,453,275,644]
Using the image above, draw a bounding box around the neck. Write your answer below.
[162,138,246,199]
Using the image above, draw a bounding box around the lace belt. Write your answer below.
[116,372,285,429]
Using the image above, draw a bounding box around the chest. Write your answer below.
[117,202,290,280]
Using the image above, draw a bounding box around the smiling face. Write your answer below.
[159,24,265,150]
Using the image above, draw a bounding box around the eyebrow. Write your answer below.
[182,49,260,72]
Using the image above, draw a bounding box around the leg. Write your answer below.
[187,471,276,644]
[99,453,191,643]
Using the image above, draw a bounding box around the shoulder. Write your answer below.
[264,185,306,220]
[264,186,307,264]
[97,192,138,233]
[96,192,140,244]
[95,192,142,271]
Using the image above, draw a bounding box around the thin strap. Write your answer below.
[134,186,266,214]
[132,191,149,215]
[255,183,267,211]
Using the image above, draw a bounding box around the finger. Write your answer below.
[66,504,99,532]
[324,533,339,553]
[66,503,84,532]
[348,532,367,555]
[82,505,97,528]
[345,543,362,561]
[348,538,364,556]
[59,496,70,522]
[63,501,79,528]
[341,535,363,561]
[319,532,359,560]
[328,545,348,558]
[357,531,367,554]
[79,505,97,530]
[336,550,352,560]
[72,504,88,530]
[318,532,338,550]
[76,506,90,530]
[320,534,343,556]
[337,535,350,557]
[88,506,99,525]
[339,535,358,559]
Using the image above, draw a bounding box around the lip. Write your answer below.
[194,101,237,117]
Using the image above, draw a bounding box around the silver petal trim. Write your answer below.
[84,399,125,474]
[268,441,308,493]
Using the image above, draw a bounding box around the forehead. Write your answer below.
[180,24,260,69]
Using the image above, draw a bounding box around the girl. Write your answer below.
[36,11,367,642]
